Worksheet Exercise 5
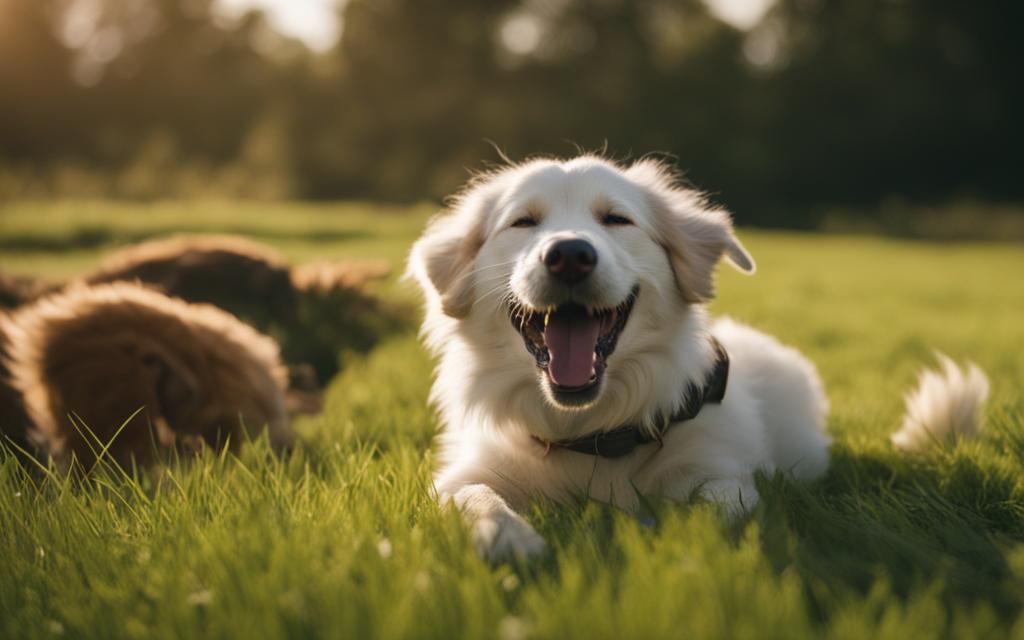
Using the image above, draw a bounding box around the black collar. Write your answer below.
[534,338,729,459]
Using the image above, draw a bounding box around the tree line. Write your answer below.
[1,0,1020,227]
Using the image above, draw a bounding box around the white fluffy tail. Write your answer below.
[891,353,990,452]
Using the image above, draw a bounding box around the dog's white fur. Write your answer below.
[408,155,980,562]
[891,354,990,452]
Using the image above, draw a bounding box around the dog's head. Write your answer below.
[410,156,754,423]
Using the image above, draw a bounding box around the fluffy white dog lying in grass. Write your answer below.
[408,155,988,561]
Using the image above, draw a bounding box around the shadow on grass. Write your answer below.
[755,435,1024,623]
[522,410,1024,626]
[0,226,369,253]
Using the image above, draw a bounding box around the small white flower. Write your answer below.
[377,538,393,559]
[187,589,214,606]
[499,615,530,640]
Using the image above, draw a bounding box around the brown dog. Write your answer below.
[2,235,396,391]
[0,282,292,468]
[84,234,395,382]
[85,235,297,330]
[4,235,391,319]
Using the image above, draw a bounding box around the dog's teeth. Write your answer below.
[544,311,551,327]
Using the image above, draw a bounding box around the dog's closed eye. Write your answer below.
[600,212,634,227]
[510,216,538,229]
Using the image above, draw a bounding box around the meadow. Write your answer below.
[1,200,1023,639]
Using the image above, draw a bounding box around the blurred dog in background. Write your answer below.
[0,271,58,310]
[0,234,397,469]
[1,282,292,468]
[86,235,298,331]
[2,235,395,384]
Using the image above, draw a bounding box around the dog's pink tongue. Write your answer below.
[544,312,600,387]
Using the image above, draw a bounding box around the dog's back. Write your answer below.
[0,271,57,310]
[86,235,297,329]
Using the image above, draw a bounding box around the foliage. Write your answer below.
[1,0,1022,227]
[283,282,408,384]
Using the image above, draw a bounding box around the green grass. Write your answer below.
[2,200,1024,639]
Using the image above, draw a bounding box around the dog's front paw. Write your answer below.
[473,510,546,563]
[701,477,760,518]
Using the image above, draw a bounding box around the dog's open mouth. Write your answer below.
[510,286,639,395]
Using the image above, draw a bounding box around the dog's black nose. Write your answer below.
[541,238,597,285]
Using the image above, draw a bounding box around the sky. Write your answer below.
[213,0,774,52]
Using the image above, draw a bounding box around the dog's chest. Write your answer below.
[549,445,664,511]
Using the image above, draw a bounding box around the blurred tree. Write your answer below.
[0,0,82,161]
[745,0,1024,221]
[0,0,1021,226]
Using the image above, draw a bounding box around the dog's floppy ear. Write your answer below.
[628,159,755,303]
[408,188,490,318]
[141,350,200,428]
[660,205,755,303]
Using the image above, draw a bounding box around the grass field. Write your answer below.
[2,200,1024,639]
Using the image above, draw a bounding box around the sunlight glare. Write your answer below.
[214,0,342,52]
[702,0,775,30]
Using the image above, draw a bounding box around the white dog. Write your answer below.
[408,155,987,561]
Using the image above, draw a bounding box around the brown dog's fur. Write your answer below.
[84,235,391,325]
[0,272,57,310]
[84,235,394,383]
[0,315,32,450]
[291,259,391,293]
[1,235,395,414]
[5,236,392,321]
[0,282,292,468]
[85,235,297,330]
